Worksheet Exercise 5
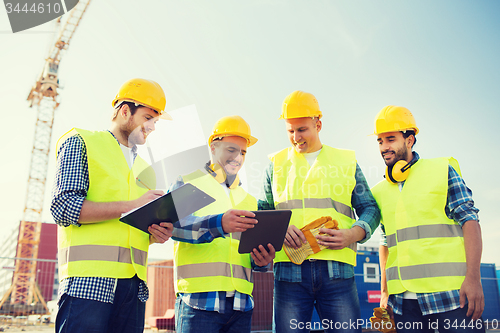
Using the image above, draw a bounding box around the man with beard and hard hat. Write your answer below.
[371,105,484,333]
[258,91,380,333]
[51,78,175,333]
[170,115,275,333]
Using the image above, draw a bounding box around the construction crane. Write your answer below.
[0,0,91,315]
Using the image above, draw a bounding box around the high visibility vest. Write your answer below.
[270,146,358,265]
[371,157,466,294]
[57,128,155,281]
[174,169,256,295]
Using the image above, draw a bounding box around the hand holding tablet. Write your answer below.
[251,243,276,267]
[221,209,258,233]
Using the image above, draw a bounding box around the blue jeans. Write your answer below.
[56,276,145,333]
[394,299,485,333]
[175,296,253,333]
[274,260,361,333]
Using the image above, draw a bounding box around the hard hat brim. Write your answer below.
[247,135,258,147]
[159,112,172,120]
[370,127,420,136]
[208,133,258,147]
[278,114,323,120]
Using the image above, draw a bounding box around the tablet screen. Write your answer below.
[238,210,292,254]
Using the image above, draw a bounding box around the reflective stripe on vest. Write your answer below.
[174,169,256,296]
[276,198,355,219]
[386,262,467,282]
[386,224,463,248]
[177,262,252,282]
[372,157,466,294]
[58,245,148,267]
[56,129,152,281]
[270,146,358,265]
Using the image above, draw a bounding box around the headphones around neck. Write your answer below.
[385,159,418,184]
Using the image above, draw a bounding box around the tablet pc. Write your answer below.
[119,183,215,234]
[238,210,292,254]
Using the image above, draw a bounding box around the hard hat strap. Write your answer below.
[114,99,141,110]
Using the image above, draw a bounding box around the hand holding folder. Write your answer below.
[119,183,215,234]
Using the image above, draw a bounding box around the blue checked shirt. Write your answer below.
[169,163,269,313]
[258,160,381,282]
[51,132,225,304]
[380,152,480,315]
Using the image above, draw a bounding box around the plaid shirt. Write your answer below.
[52,132,226,304]
[380,152,480,315]
[51,131,151,303]
[169,164,268,313]
[258,159,381,281]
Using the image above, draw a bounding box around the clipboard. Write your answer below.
[238,210,292,254]
[119,183,215,234]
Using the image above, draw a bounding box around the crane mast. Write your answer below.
[0,0,91,315]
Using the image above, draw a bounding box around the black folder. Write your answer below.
[238,210,292,254]
[119,183,215,234]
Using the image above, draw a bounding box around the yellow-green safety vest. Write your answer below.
[270,146,358,265]
[174,169,256,295]
[57,128,155,282]
[371,157,466,294]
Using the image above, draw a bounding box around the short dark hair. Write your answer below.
[402,130,417,148]
[111,101,141,120]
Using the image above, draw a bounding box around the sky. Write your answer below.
[0,0,499,265]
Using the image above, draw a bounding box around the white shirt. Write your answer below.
[302,148,322,167]
[119,144,137,169]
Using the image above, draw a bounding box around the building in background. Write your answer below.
[0,222,58,314]
[497,269,500,295]
[35,223,58,302]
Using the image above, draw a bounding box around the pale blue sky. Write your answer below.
[1,1,499,263]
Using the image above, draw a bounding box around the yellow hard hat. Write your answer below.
[111,78,171,120]
[208,115,258,147]
[373,105,419,135]
[280,90,322,120]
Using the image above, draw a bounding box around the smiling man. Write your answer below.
[170,115,275,333]
[210,134,246,186]
[51,78,174,333]
[371,106,485,333]
[258,90,380,333]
